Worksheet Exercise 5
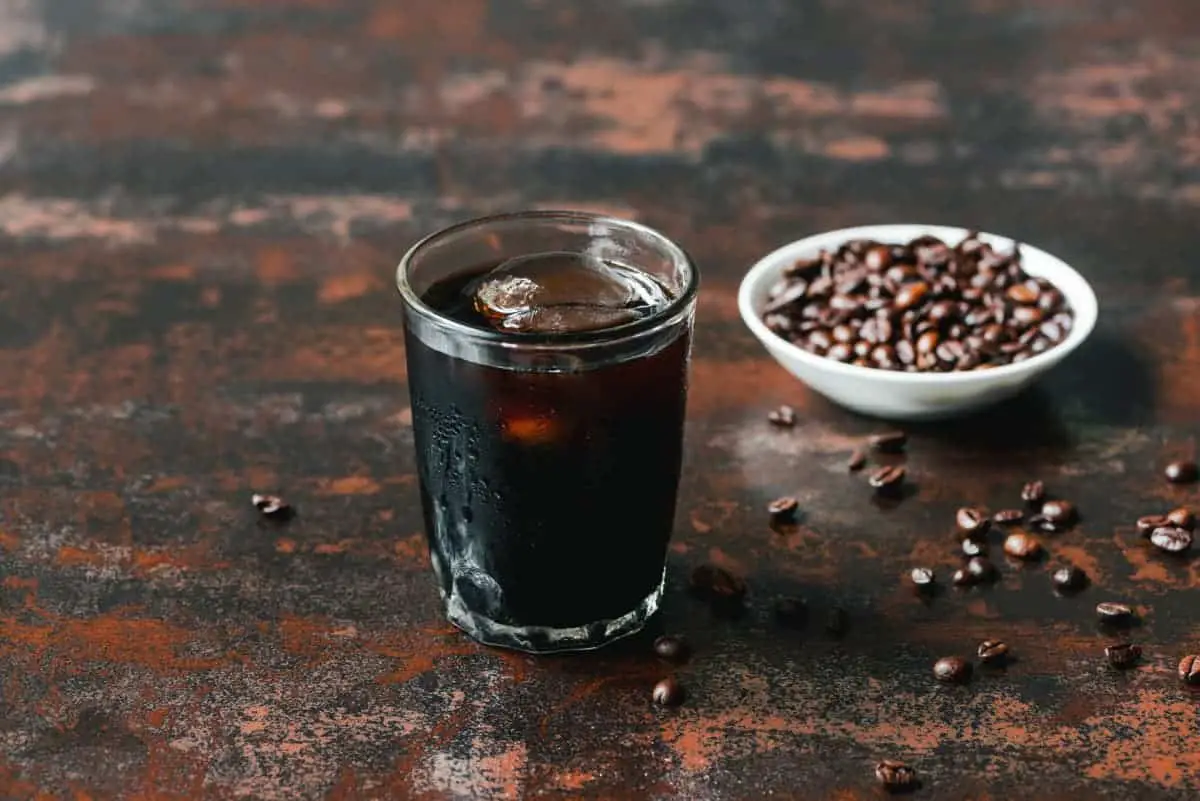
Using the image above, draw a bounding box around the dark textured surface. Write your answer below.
[2,1,1200,798]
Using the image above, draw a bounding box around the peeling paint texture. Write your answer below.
[1,0,1199,799]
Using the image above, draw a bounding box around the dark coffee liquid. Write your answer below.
[407,253,689,633]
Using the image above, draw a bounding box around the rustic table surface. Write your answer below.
[2,0,1199,799]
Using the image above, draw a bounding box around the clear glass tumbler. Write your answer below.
[396,211,699,652]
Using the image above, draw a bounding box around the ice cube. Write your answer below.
[471,251,669,334]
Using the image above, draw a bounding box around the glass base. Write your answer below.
[442,570,664,654]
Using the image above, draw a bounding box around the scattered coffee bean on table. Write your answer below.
[1137,514,1170,538]
[961,538,987,557]
[977,639,1010,664]
[992,509,1024,525]
[1021,480,1046,505]
[1150,525,1193,554]
[966,556,997,583]
[759,233,1075,372]
[1003,531,1043,560]
[653,635,690,663]
[251,493,293,520]
[847,449,867,472]
[1164,460,1198,484]
[1106,643,1142,670]
[952,567,972,587]
[768,496,800,525]
[689,564,747,604]
[1096,601,1134,624]
[1027,514,1064,534]
[773,596,808,628]
[767,405,796,427]
[911,567,936,591]
[1178,655,1200,686]
[869,430,908,453]
[652,676,685,706]
[875,760,918,793]
[868,465,906,494]
[1040,499,1077,527]
[1052,566,1088,593]
[956,506,990,537]
[1167,506,1196,531]
[933,656,972,683]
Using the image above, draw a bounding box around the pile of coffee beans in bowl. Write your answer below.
[760,232,1075,372]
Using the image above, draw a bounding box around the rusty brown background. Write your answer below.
[2,0,1200,798]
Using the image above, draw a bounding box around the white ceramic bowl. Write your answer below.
[738,224,1099,421]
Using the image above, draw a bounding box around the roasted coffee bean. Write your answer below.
[1027,514,1067,534]
[910,567,936,591]
[1096,601,1134,624]
[764,314,794,334]
[928,300,955,323]
[1020,480,1046,504]
[653,635,690,663]
[1011,306,1043,326]
[847,449,867,472]
[869,430,908,453]
[935,340,964,365]
[868,465,906,493]
[1150,525,1193,554]
[961,538,987,557]
[1167,507,1196,531]
[758,234,1074,372]
[251,494,293,520]
[767,405,797,427]
[952,567,972,587]
[967,556,997,583]
[933,656,972,684]
[764,281,810,313]
[1178,655,1200,686]
[865,245,893,271]
[916,329,940,356]
[860,316,892,345]
[956,506,990,537]
[1137,514,1171,538]
[875,760,918,793]
[827,342,854,362]
[768,496,800,525]
[825,607,849,637]
[1040,321,1064,342]
[1052,566,1088,593]
[1003,531,1043,560]
[1039,289,1064,312]
[977,639,1010,664]
[1041,499,1077,526]
[1006,282,1039,304]
[773,596,808,628]
[871,344,898,369]
[992,509,1024,525]
[1106,642,1142,670]
[784,256,822,278]
[689,564,747,603]
[894,281,929,311]
[831,323,856,343]
[652,676,685,706]
[1165,460,1199,484]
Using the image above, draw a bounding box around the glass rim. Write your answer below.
[395,210,699,350]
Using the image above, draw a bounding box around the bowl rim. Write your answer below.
[737,223,1099,385]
